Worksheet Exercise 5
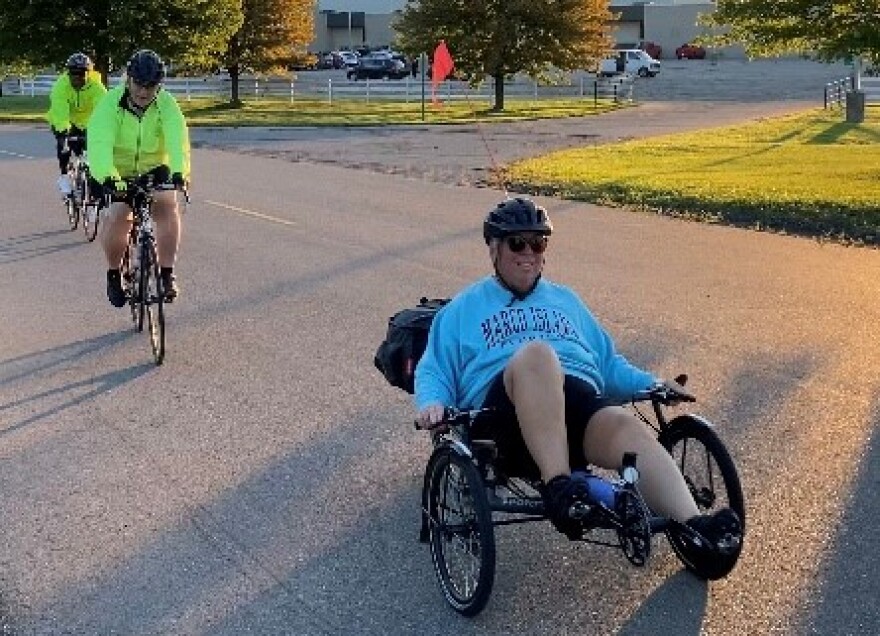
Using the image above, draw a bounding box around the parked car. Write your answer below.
[675,43,707,60]
[317,52,344,69]
[599,49,660,78]
[639,40,663,60]
[347,55,409,80]
[337,51,360,68]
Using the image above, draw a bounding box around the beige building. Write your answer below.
[311,0,741,60]
[312,0,402,52]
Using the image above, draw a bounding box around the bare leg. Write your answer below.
[100,202,133,268]
[150,190,180,268]
[583,407,700,523]
[503,342,569,482]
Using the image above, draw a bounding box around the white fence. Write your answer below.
[824,76,880,109]
[1,74,634,104]
[860,77,880,103]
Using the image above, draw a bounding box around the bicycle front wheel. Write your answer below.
[660,415,745,580]
[120,245,137,324]
[425,447,495,616]
[65,197,79,231]
[82,203,99,242]
[136,242,148,333]
[144,240,165,365]
[80,174,98,242]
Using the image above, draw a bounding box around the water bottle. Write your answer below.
[571,470,617,509]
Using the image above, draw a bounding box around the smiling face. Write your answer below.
[490,232,548,295]
[127,77,160,108]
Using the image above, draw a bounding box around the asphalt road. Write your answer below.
[1,59,877,635]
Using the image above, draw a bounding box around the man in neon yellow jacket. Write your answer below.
[46,53,106,196]
[88,49,191,307]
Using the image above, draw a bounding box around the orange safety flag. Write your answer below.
[431,41,454,105]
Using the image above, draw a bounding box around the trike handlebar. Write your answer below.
[414,374,694,431]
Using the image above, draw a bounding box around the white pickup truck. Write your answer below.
[599,49,661,78]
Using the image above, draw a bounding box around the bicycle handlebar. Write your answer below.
[106,176,188,204]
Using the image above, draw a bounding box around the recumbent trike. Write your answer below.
[415,376,745,616]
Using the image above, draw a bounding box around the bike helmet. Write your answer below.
[483,197,553,244]
[126,49,166,85]
[66,52,93,72]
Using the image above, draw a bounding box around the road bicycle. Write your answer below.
[417,376,745,616]
[61,135,99,241]
[114,175,187,365]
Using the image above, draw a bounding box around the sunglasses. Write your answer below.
[69,71,86,78]
[504,234,548,254]
[132,79,159,90]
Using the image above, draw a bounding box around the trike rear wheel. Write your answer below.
[425,447,495,616]
[660,415,745,580]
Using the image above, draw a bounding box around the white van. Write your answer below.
[599,50,661,78]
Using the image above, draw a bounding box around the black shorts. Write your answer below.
[474,373,613,480]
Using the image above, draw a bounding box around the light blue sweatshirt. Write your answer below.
[414,276,657,410]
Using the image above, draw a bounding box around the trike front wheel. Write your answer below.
[425,446,495,616]
[660,414,745,580]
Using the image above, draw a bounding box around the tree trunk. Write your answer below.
[230,64,241,106]
[96,52,112,88]
[493,72,505,111]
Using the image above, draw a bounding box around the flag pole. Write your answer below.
[420,52,427,122]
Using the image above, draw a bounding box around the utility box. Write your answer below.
[846,90,865,123]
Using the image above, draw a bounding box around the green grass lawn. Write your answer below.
[505,107,880,245]
[0,95,621,126]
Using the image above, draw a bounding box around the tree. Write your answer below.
[394,0,613,111]
[701,1,880,65]
[222,0,316,105]
[0,0,241,85]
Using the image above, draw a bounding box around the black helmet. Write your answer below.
[66,52,93,72]
[127,49,166,85]
[483,197,553,244]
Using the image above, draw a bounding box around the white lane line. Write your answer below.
[202,200,298,227]
[0,149,36,159]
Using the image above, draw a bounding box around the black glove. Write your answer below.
[171,172,186,189]
[101,177,125,199]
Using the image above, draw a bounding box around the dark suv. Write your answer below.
[347,55,408,80]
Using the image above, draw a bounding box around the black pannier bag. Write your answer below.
[374,297,450,394]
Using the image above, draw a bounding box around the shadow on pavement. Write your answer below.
[0,362,154,437]
[0,331,130,387]
[0,228,82,265]
[21,406,708,635]
[796,405,880,635]
[617,569,708,636]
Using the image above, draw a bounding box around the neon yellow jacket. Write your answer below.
[46,70,107,132]
[87,84,191,182]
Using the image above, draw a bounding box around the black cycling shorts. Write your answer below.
[474,373,613,480]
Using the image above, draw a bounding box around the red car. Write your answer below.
[676,43,707,60]
[640,41,662,60]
